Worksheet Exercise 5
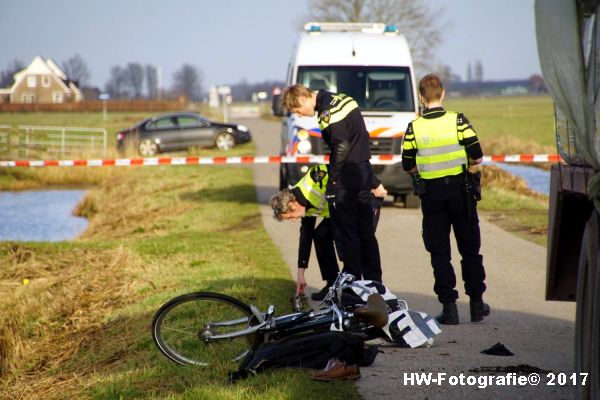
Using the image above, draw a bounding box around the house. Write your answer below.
[0,56,83,104]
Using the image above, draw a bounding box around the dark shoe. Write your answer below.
[310,285,330,301]
[354,294,389,328]
[435,303,459,325]
[312,363,361,381]
[470,299,490,322]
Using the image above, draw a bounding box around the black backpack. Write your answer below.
[230,331,379,382]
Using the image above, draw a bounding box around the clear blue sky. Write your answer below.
[0,0,540,90]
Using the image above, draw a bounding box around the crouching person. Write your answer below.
[270,165,339,301]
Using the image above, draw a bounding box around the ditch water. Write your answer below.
[0,165,549,242]
[0,189,87,242]
[492,163,551,196]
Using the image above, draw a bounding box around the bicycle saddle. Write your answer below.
[353,294,389,328]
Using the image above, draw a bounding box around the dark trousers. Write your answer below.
[421,180,486,304]
[329,188,382,282]
[314,219,339,285]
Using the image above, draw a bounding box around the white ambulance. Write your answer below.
[274,22,419,207]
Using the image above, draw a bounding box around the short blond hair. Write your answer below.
[282,84,313,109]
[419,74,444,103]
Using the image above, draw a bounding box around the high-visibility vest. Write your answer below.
[293,165,329,217]
[411,111,468,179]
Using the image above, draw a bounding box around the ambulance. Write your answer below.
[274,22,419,207]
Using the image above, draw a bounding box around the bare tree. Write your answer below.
[61,54,91,86]
[105,66,128,99]
[474,60,484,82]
[434,64,454,84]
[305,0,444,74]
[172,64,203,101]
[125,63,144,98]
[466,62,473,82]
[145,64,158,99]
[0,59,25,88]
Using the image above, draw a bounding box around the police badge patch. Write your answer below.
[320,110,330,123]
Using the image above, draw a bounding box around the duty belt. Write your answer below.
[423,174,463,186]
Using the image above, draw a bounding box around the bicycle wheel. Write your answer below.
[152,292,256,367]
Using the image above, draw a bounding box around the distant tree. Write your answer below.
[434,64,453,84]
[104,66,128,99]
[474,60,484,82]
[0,59,25,88]
[61,54,91,86]
[145,64,158,99]
[466,62,473,82]
[172,64,203,100]
[125,63,144,98]
[528,74,546,93]
[305,0,444,73]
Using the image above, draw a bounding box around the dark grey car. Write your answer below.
[116,112,252,156]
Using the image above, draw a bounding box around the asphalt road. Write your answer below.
[244,117,578,400]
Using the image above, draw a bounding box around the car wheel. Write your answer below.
[139,139,158,157]
[215,132,235,151]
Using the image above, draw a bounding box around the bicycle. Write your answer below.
[151,273,401,367]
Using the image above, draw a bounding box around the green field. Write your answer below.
[446,95,556,153]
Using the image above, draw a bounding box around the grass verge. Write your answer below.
[478,165,549,246]
[0,164,359,400]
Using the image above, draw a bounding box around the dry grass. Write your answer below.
[480,164,546,199]
[0,243,144,399]
[72,170,195,240]
[480,135,556,157]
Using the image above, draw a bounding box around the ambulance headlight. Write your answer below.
[297,139,312,154]
[297,129,309,140]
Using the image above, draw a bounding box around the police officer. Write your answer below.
[402,74,490,325]
[270,165,339,301]
[283,84,387,283]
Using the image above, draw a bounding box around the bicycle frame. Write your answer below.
[203,273,358,344]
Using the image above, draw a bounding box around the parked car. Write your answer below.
[116,112,252,156]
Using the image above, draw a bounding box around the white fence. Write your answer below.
[0,125,10,154]
[0,125,108,157]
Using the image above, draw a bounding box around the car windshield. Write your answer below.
[297,66,415,112]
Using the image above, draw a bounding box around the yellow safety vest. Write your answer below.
[411,111,468,180]
[293,165,329,218]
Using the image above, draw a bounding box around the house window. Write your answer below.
[27,76,36,88]
[52,92,63,104]
[42,75,51,87]
[22,92,35,103]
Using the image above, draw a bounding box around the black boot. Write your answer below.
[470,299,490,322]
[435,303,459,325]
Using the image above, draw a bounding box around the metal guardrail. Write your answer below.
[16,125,107,157]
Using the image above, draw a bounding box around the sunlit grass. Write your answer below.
[0,165,359,399]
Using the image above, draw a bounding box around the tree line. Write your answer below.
[0,55,203,101]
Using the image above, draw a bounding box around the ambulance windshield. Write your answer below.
[297,66,415,112]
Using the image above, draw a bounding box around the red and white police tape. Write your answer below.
[0,154,562,168]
